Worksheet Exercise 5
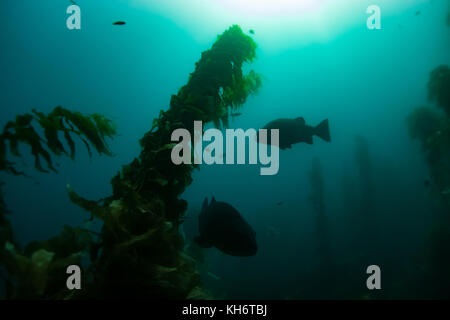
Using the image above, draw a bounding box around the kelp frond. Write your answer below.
[169,24,262,131]
[2,225,92,299]
[0,106,116,175]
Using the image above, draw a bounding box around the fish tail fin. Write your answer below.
[314,119,331,142]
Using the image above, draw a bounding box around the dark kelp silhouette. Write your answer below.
[354,136,381,259]
[427,65,450,116]
[0,25,261,299]
[407,64,450,299]
[408,65,450,196]
[309,158,335,298]
[0,106,116,298]
[69,24,261,299]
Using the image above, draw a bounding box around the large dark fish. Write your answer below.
[195,197,257,257]
[258,117,331,150]
[113,21,126,25]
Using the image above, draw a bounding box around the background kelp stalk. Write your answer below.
[0,25,261,299]
[406,64,450,299]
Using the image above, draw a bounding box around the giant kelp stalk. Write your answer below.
[0,182,13,266]
[447,9,450,27]
[447,0,450,27]
[355,136,374,214]
[338,171,359,264]
[67,25,261,299]
[407,65,450,199]
[0,25,261,299]
[354,135,380,263]
[309,158,334,297]
[428,65,450,117]
[339,171,357,229]
[309,158,332,265]
[407,65,450,298]
[0,106,116,299]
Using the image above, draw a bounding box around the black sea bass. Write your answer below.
[258,117,331,150]
[195,197,257,257]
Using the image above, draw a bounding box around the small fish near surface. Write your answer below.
[257,117,331,150]
[195,197,257,257]
[113,21,126,25]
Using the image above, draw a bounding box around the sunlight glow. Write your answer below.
[219,0,325,17]
[132,0,431,50]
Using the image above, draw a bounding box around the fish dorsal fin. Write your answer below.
[296,117,305,125]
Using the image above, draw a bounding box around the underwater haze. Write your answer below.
[1,0,450,299]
